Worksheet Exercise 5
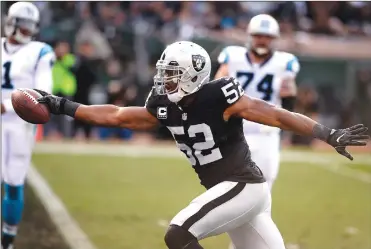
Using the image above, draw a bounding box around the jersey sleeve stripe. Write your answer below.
[36,45,53,64]
[286,56,299,72]
[217,48,229,64]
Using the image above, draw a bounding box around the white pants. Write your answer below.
[170,181,285,248]
[244,133,280,190]
[2,123,35,186]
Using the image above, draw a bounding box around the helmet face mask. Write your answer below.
[249,34,276,57]
[154,61,186,95]
[153,41,211,103]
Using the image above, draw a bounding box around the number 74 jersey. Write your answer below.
[218,46,300,134]
[145,77,265,189]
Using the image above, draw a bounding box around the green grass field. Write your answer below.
[32,149,371,249]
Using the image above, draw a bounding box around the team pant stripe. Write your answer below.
[181,182,246,230]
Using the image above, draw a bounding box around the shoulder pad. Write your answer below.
[145,87,156,107]
[211,76,235,85]
[218,47,230,64]
[217,46,247,64]
[145,87,170,118]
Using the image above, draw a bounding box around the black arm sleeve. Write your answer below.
[281,96,296,111]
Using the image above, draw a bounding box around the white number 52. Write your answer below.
[221,79,244,104]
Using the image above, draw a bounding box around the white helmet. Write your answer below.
[4,2,40,44]
[154,41,211,103]
[247,14,280,56]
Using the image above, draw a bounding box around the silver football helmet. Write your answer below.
[154,41,211,103]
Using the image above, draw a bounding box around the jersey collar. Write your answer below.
[4,40,23,54]
[245,51,274,68]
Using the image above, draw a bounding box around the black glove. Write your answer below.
[327,124,369,160]
[35,89,80,117]
[33,89,50,97]
[37,94,66,115]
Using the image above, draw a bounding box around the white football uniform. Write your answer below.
[218,46,300,189]
[1,38,55,186]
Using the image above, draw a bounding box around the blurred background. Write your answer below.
[1,2,371,249]
[2,1,371,145]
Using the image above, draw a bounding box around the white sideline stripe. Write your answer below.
[27,165,97,249]
[33,143,371,184]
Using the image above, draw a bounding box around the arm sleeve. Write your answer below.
[34,45,55,93]
[217,47,229,64]
[216,77,245,111]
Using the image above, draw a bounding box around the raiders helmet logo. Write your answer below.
[192,55,206,72]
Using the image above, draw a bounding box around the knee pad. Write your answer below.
[2,184,25,226]
[164,225,200,249]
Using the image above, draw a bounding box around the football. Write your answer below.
[11,89,51,124]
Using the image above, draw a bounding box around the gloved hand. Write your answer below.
[326,124,369,160]
[33,89,50,97]
[34,89,66,115]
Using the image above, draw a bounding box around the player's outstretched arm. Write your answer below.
[73,105,158,130]
[35,89,159,130]
[224,95,369,160]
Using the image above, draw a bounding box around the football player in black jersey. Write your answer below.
[34,41,369,249]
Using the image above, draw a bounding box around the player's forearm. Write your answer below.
[274,107,334,141]
[65,101,157,130]
[73,104,123,127]
[55,98,120,126]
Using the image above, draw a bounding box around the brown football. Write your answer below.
[11,89,51,124]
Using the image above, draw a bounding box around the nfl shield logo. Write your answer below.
[182,113,187,121]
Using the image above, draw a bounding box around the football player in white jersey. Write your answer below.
[215,14,300,191]
[1,2,55,248]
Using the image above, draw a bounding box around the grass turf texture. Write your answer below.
[14,184,69,249]
[32,153,371,249]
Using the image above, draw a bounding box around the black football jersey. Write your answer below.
[146,77,265,189]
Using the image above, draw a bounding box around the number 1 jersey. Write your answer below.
[145,77,265,189]
[1,37,55,124]
[218,46,300,135]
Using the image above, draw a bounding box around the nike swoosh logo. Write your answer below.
[336,133,346,143]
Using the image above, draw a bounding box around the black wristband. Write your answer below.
[61,99,80,117]
[313,123,332,142]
